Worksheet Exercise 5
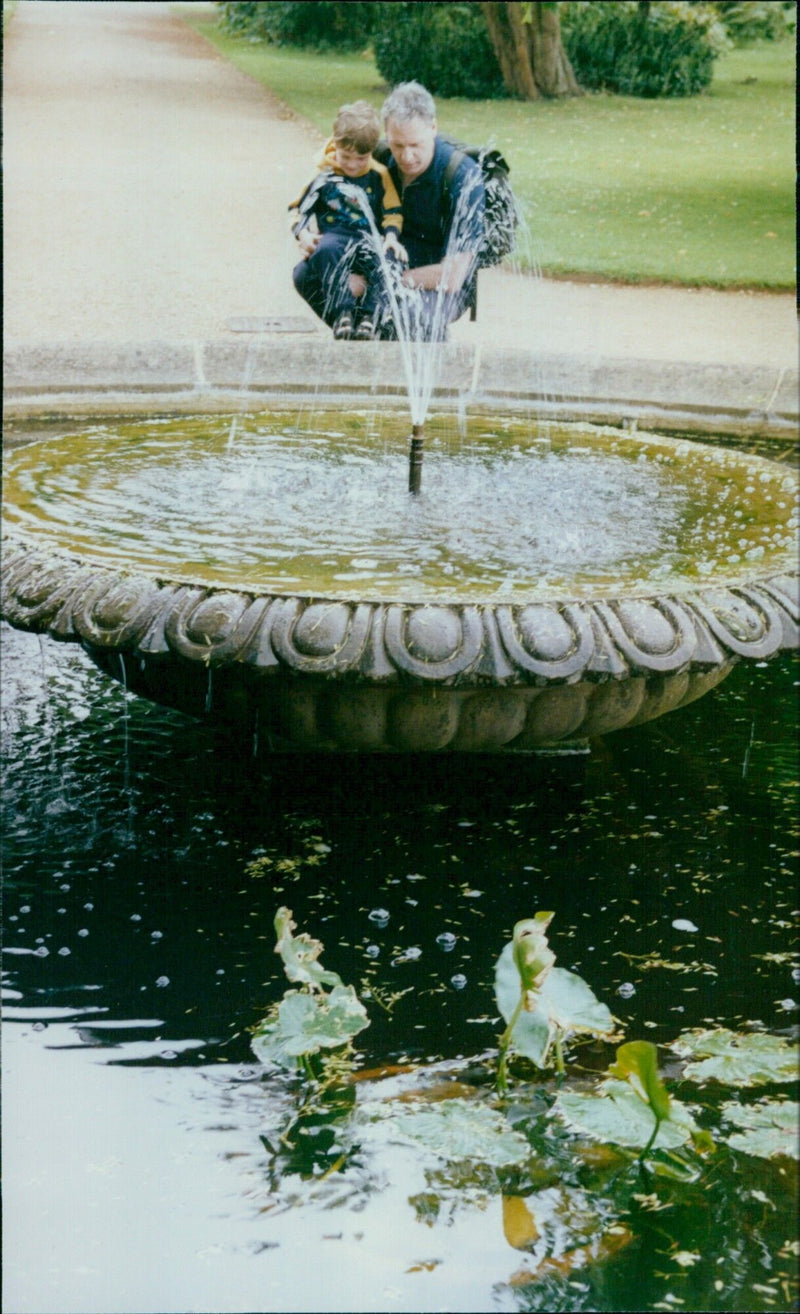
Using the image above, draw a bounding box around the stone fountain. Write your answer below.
[2,339,797,753]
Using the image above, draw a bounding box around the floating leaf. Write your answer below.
[372,1097,530,1167]
[671,1028,799,1086]
[252,985,369,1069]
[610,1041,672,1123]
[273,906,343,991]
[553,1080,699,1151]
[720,1098,799,1159]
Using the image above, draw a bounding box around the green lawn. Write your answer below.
[179,7,795,289]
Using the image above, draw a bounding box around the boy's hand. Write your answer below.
[296,229,320,258]
[383,232,408,263]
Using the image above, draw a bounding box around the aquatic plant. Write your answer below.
[671,1026,799,1086]
[250,907,369,1079]
[553,1040,705,1162]
[494,912,616,1088]
[720,1097,800,1160]
[251,909,798,1178]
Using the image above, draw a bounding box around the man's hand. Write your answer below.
[383,231,408,263]
[296,228,320,259]
[401,251,473,294]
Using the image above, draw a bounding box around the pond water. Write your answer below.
[2,620,798,1313]
[3,413,797,602]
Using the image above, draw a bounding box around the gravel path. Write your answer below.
[3,0,797,367]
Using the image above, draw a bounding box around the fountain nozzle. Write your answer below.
[408,423,425,495]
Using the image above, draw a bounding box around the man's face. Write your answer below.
[385,116,436,182]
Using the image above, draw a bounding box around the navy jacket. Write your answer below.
[384,136,485,268]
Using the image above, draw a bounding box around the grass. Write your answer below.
[178,7,795,289]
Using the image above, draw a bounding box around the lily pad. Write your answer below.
[369,1097,531,1167]
[252,985,370,1069]
[496,942,615,1068]
[720,1098,800,1159]
[671,1028,799,1086]
[553,1079,699,1151]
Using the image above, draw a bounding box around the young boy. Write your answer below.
[289,101,406,340]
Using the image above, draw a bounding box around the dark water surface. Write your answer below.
[2,623,798,1313]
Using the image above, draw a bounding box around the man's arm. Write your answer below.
[401,251,473,294]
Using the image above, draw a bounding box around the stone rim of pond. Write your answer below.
[3,338,798,439]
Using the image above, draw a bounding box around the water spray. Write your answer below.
[334,185,479,498]
[408,423,425,495]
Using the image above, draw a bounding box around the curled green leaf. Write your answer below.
[495,916,615,1079]
[610,1041,672,1123]
[512,913,556,998]
[274,906,343,991]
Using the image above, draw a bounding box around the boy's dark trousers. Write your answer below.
[292,231,474,341]
[292,232,383,327]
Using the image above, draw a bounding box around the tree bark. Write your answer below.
[530,3,582,97]
[481,1,540,98]
[480,1,581,100]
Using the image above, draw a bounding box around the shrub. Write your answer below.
[373,2,505,100]
[708,1,796,44]
[216,2,375,51]
[561,1,726,97]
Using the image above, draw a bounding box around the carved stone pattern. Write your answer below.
[2,540,798,685]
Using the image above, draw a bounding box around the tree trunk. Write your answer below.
[481,1,540,98]
[480,1,582,100]
[530,3,582,97]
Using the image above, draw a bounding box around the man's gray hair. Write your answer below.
[381,81,436,127]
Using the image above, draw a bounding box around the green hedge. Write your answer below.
[217,2,375,51]
[708,1,796,45]
[561,1,726,97]
[373,2,505,100]
[216,2,769,101]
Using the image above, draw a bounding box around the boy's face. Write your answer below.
[333,144,371,177]
[385,116,436,182]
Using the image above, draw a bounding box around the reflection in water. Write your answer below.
[2,624,798,1313]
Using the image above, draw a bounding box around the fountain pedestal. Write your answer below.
[2,345,797,753]
[3,539,796,752]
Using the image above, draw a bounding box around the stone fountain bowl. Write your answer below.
[2,341,798,753]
